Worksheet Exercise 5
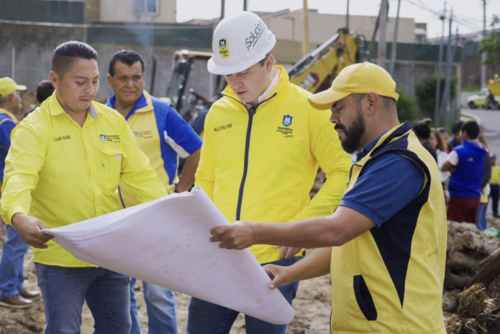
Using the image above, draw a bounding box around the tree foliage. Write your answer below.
[396,87,419,122]
[478,14,500,71]
[416,75,458,120]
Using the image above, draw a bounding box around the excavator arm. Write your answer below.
[288,28,363,93]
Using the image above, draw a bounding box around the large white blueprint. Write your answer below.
[41,187,295,325]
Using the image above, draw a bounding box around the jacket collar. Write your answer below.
[48,91,99,120]
[0,108,19,124]
[221,66,290,107]
[107,91,154,120]
[357,122,412,162]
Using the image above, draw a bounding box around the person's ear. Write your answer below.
[49,71,59,90]
[107,74,114,88]
[266,55,275,72]
[365,92,379,117]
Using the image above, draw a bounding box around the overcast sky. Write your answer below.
[177,0,500,39]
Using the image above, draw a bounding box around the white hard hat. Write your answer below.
[207,11,276,75]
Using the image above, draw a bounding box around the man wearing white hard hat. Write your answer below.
[190,11,351,333]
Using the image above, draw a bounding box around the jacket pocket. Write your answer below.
[353,275,378,321]
[100,146,126,190]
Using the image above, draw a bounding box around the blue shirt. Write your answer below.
[448,141,487,199]
[0,110,17,183]
[340,132,425,226]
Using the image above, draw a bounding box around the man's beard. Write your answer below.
[335,108,365,154]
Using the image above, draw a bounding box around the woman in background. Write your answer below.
[431,128,450,202]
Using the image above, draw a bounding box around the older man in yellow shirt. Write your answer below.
[1,41,166,334]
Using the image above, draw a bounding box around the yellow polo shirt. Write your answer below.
[490,164,500,185]
[1,93,167,267]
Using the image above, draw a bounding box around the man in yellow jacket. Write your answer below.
[211,63,447,334]
[189,11,351,334]
[1,41,167,334]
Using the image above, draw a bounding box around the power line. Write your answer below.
[403,0,482,31]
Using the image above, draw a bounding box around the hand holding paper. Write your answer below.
[42,187,295,325]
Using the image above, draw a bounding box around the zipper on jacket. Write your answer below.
[236,106,255,220]
[222,93,277,220]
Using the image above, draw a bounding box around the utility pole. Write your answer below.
[481,0,487,87]
[346,0,350,30]
[243,0,248,11]
[389,0,401,77]
[302,0,310,56]
[434,2,447,127]
[221,0,225,20]
[11,47,15,81]
[378,0,389,69]
[449,27,459,125]
[441,9,453,129]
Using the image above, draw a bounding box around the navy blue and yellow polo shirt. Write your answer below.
[330,122,447,334]
[108,91,202,207]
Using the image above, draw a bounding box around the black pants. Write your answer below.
[491,184,500,215]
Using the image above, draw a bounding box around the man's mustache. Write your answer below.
[335,124,346,132]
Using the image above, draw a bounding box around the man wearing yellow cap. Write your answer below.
[211,62,447,334]
[0,77,42,309]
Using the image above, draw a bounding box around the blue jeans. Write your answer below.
[186,256,303,334]
[0,225,30,299]
[35,263,131,334]
[130,278,177,334]
[477,201,488,231]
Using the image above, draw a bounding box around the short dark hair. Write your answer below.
[452,121,463,134]
[461,120,480,139]
[259,53,271,67]
[109,50,145,77]
[351,93,397,109]
[413,118,432,140]
[36,80,55,104]
[52,41,98,76]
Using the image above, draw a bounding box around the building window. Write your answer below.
[135,0,159,15]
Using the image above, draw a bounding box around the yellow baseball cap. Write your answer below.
[0,77,27,98]
[308,62,399,110]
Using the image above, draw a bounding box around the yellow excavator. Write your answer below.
[288,28,363,92]
[165,28,364,134]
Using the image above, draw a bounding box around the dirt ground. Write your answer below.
[2,215,500,333]
[0,224,331,334]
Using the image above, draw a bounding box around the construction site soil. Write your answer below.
[1,217,500,333]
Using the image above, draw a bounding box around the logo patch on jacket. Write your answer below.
[218,38,230,59]
[99,134,121,143]
[283,115,293,127]
[277,115,293,138]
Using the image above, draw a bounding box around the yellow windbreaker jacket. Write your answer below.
[1,94,167,267]
[196,66,352,264]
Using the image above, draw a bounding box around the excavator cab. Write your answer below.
[165,50,224,126]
